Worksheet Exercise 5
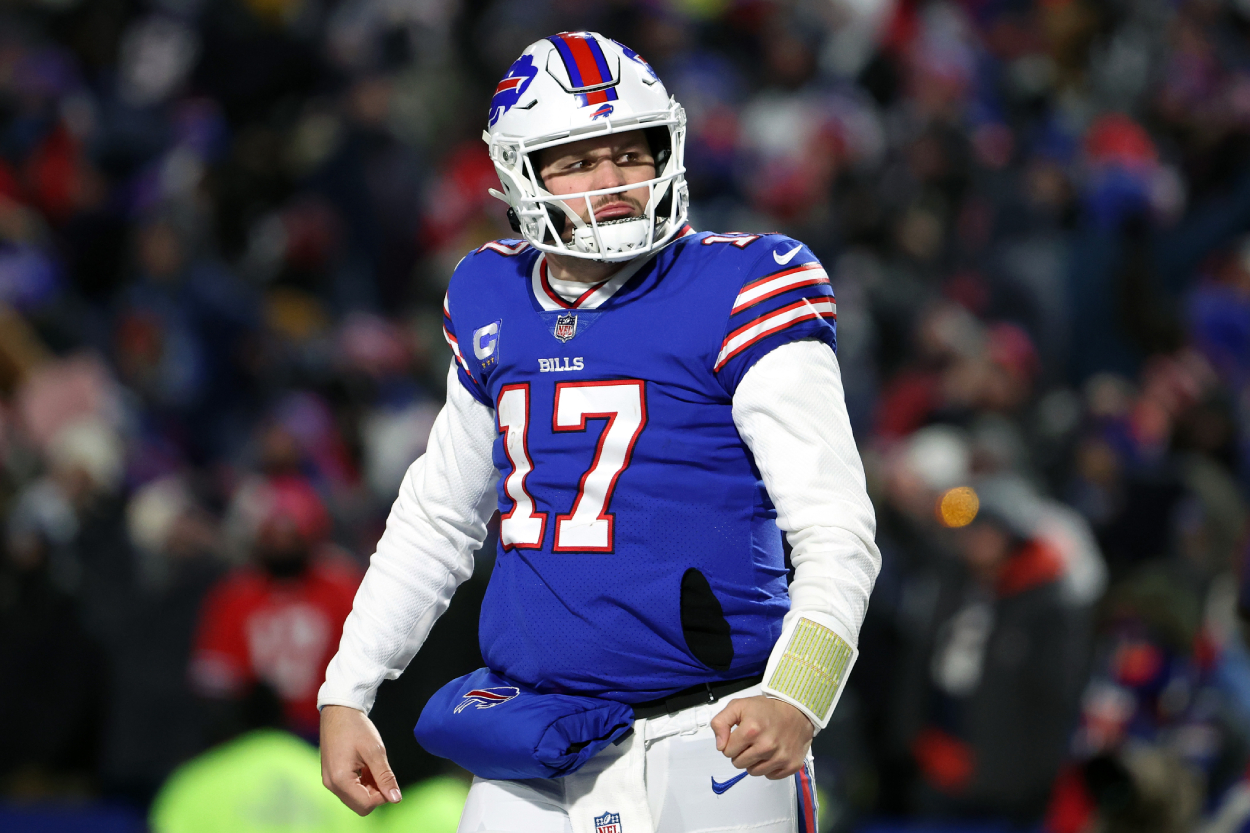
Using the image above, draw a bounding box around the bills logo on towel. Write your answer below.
[594,811,622,833]
[454,687,519,714]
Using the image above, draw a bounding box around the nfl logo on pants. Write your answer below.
[594,811,622,833]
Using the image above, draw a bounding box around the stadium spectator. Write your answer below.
[148,678,466,833]
[148,684,374,833]
[890,477,1090,822]
[0,479,104,795]
[97,475,226,804]
[190,476,360,739]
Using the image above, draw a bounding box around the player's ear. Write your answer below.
[644,127,670,167]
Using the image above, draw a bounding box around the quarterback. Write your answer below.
[319,32,880,833]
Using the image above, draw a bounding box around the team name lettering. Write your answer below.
[539,357,584,372]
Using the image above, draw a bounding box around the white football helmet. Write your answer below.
[483,32,688,262]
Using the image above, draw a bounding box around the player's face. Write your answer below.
[536,131,656,234]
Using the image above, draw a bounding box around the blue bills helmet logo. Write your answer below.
[554,313,578,342]
[454,687,519,714]
[594,811,622,833]
[489,54,538,127]
[591,103,614,120]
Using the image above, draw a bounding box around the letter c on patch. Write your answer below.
[474,320,501,360]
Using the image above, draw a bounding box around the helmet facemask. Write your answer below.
[483,32,689,263]
[487,104,688,262]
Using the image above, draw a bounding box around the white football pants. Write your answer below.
[456,684,818,833]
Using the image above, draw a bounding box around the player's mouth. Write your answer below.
[592,200,641,222]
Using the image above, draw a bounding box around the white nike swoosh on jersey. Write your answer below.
[773,245,803,265]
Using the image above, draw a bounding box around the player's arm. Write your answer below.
[712,339,881,778]
[319,361,499,814]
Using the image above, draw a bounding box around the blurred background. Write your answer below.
[5,0,1250,831]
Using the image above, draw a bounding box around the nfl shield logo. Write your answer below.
[555,312,578,342]
[594,811,622,833]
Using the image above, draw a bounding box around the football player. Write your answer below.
[318,32,880,833]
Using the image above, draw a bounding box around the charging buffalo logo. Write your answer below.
[454,687,519,713]
[614,41,658,83]
[489,54,538,127]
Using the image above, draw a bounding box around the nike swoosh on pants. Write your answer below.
[710,771,749,794]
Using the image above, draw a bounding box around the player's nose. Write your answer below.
[591,158,629,190]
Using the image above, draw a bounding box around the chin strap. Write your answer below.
[572,217,657,255]
[493,177,677,259]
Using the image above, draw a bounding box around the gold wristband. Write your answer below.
[765,618,855,722]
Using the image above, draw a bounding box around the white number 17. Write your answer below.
[495,380,647,552]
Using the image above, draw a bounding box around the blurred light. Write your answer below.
[937,486,979,528]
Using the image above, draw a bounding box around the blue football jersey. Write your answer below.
[441,230,837,703]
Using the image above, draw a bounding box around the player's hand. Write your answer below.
[711,695,814,779]
[320,704,403,815]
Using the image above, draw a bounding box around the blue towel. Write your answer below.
[414,668,635,780]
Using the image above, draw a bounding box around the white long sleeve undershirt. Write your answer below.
[318,340,880,714]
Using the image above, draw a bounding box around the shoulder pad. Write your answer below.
[687,232,821,287]
[689,231,817,272]
[470,239,533,260]
[449,238,536,287]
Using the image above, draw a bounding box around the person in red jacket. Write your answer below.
[190,476,361,739]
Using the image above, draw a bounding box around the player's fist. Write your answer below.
[320,705,403,815]
[710,695,815,779]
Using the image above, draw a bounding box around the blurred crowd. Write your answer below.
[5,0,1250,831]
